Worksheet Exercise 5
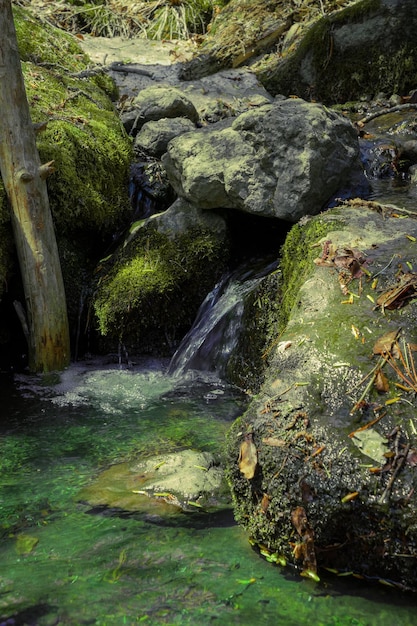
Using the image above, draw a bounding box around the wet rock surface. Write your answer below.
[79,449,229,516]
[226,200,417,588]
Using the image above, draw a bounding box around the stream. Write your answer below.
[0,361,416,626]
[1,354,417,624]
[2,117,417,624]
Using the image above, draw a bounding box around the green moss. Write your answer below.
[277,217,338,333]
[93,226,228,353]
[23,63,132,235]
[13,5,89,71]
[257,0,417,104]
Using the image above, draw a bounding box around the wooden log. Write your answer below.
[0,0,70,372]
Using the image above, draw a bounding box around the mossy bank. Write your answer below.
[0,6,132,366]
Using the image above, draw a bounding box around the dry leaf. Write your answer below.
[376,273,417,311]
[374,368,389,392]
[291,506,318,579]
[262,436,286,447]
[372,329,401,356]
[238,433,258,479]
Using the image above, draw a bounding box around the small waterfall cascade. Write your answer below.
[168,258,279,377]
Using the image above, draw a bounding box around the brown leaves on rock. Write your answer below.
[372,329,401,356]
[376,272,417,312]
[314,240,368,295]
[238,432,258,479]
[291,506,319,581]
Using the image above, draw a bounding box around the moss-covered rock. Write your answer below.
[226,200,417,589]
[93,201,229,355]
[256,0,417,104]
[180,0,417,106]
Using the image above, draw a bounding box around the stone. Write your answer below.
[162,98,361,222]
[226,199,417,588]
[134,117,196,157]
[149,198,227,240]
[124,85,199,135]
[256,0,417,104]
[79,449,229,514]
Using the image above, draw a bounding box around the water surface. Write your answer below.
[1,360,416,625]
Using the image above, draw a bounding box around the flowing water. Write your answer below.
[168,259,278,377]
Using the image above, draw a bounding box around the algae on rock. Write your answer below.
[226,201,417,588]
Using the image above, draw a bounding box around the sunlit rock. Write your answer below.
[79,450,229,515]
[162,98,361,222]
[226,200,417,588]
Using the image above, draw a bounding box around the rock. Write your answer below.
[256,0,417,104]
[409,164,417,184]
[179,0,417,106]
[117,64,274,129]
[92,198,228,355]
[149,198,227,240]
[122,85,199,135]
[134,117,196,158]
[79,450,229,515]
[162,98,361,222]
[226,199,417,588]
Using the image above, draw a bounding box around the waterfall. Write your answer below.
[168,258,278,377]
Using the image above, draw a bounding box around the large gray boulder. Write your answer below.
[162,98,361,222]
[226,199,417,588]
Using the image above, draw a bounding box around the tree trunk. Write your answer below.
[0,0,70,372]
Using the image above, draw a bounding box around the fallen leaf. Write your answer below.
[262,436,286,447]
[374,369,389,392]
[238,433,258,479]
[372,329,401,356]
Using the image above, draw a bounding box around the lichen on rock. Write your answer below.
[162,98,361,222]
[226,200,417,588]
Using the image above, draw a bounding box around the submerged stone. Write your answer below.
[79,450,229,515]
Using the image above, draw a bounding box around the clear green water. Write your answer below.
[1,360,416,625]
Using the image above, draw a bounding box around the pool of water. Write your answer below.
[1,359,416,625]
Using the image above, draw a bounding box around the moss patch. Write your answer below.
[24,63,132,236]
[13,4,89,71]
[256,0,417,104]
[93,225,229,354]
[276,216,340,333]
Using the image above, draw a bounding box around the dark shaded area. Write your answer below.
[0,604,55,626]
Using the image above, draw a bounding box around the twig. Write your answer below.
[358,103,417,126]
[348,411,387,438]
[379,443,410,505]
[349,357,385,414]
